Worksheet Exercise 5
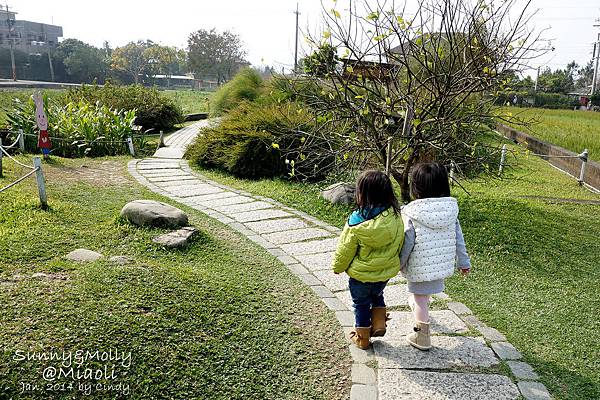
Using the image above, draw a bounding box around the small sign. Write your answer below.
[33,91,52,156]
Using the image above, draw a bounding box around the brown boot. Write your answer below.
[350,326,371,350]
[406,321,431,351]
[371,307,390,337]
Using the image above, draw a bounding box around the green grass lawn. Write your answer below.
[0,156,350,399]
[501,107,600,159]
[190,142,600,400]
[162,89,211,114]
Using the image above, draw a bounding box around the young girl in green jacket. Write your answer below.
[331,170,404,349]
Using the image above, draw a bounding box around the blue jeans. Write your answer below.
[348,277,388,327]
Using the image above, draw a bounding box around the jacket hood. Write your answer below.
[402,197,458,229]
[349,208,400,248]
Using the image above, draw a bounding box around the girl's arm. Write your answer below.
[399,219,416,270]
[456,220,471,270]
[331,225,359,274]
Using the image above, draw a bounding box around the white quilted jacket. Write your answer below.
[401,197,459,282]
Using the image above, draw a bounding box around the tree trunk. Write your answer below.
[391,149,419,203]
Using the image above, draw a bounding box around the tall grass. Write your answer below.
[210,68,263,117]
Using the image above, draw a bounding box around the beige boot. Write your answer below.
[350,326,371,350]
[406,321,431,351]
[371,307,390,337]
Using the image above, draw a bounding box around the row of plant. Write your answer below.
[3,84,184,157]
[494,90,600,110]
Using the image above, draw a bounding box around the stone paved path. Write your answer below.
[128,122,552,400]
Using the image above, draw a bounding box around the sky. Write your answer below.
[9,0,600,75]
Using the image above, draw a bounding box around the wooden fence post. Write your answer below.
[578,148,588,185]
[33,157,48,209]
[499,144,507,175]
[126,137,135,157]
[158,130,165,148]
[18,129,25,152]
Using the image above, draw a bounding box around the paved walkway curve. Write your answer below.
[127,121,551,400]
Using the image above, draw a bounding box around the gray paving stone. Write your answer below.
[286,263,308,275]
[146,175,198,183]
[351,364,377,385]
[335,310,355,327]
[373,336,499,369]
[490,341,522,360]
[263,227,333,244]
[213,201,274,214]
[507,361,539,380]
[378,369,519,400]
[276,255,298,265]
[517,381,552,400]
[447,302,472,315]
[280,237,339,256]
[231,209,292,223]
[295,252,334,272]
[433,292,450,300]
[184,192,239,203]
[322,297,348,311]
[478,326,507,342]
[227,222,255,236]
[350,384,377,400]
[245,218,309,234]
[246,235,277,249]
[141,170,189,177]
[157,179,204,188]
[213,215,234,224]
[311,285,335,298]
[313,270,349,292]
[265,247,286,257]
[382,311,469,339]
[166,184,224,197]
[335,284,410,308]
[348,344,374,363]
[460,314,485,329]
[198,195,255,207]
[298,273,321,286]
[137,164,181,170]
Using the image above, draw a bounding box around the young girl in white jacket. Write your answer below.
[400,162,471,350]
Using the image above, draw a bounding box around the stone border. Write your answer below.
[128,157,551,400]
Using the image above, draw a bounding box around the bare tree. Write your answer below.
[277,0,548,200]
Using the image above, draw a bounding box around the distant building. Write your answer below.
[0,9,63,52]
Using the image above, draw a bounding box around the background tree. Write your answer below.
[278,0,547,200]
[145,45,186,86]
[187,29,247,83]
[111,41,152,84]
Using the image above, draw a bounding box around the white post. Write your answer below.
[578,148,589,185]
[33,157,48,209]
[158,130,165,148]
[0,138,3,178]
[499,144,507,175]
[449,161,455,186]
[385,137,393,176]
[126,137,135,157]
[18,129,25,152]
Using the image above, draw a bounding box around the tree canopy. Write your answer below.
[187,29,247,83]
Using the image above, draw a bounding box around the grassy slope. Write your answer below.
[190,143,600,400]
[0,156,350,400]
[501,107,600,158]
[162,90,211,114]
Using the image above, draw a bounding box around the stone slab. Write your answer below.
[311,285,336,298]
[156,179,204,188]
[381,311,469,339]
[245,218,309,234]
[280,237,339,256]
[378,369,519,400]
[184,192,239,203]
[230,209,292,223]
[313,270,349,292]
[152,227,197,248]
[351,363,377,385]
[447,302,472,315]
[153,147,185,159]
[200,195,255,207]
[335,310,355,327]
[166,184,224,197]
[146,175,198,183]
[373,336,499,369]
[140,170,190,177]
[213,201,274,214]
[137,164,181,170]
[298,274,321,286]
[350,384,377,400]
[335,284,410,308]
[295,252,335,272]
[322,297,348,311]
[507,361,539,380]
[517,381,552,400]
[348,345,374,363]
[263,227,333,244]
[491,341,522,360]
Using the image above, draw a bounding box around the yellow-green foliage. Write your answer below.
[210,68,263,116]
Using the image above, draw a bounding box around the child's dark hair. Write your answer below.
[355,170,400,214]
[410,162,451,199]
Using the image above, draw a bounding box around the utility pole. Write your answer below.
[293,3,300,73]
[533,66,540,106]
[5,4,16,81]
[591,18,600,95]
[45,32,54,82]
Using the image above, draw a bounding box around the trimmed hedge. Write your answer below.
[495,91,579,109]
[210,68,262,117]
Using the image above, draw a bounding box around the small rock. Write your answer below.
[31,272,49,279]
[66,249,103,262]
[120,200,188,228]
[321,183,355,205]
[109,256,133,265]
[152,227,197,248]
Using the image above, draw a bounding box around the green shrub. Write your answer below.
[210,68,262,116]
[6,94,136,157]
[187,101,333,179]
[63,84,183,130]
[494,90,578,109]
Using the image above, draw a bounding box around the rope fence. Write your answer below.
[0,143,48,208]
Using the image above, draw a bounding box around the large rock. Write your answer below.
[120,200,188,228]
[152,227,197,248]
[66,248,103,262]
[321,183,355,205]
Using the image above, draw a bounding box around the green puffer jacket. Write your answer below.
[331,208,404,282]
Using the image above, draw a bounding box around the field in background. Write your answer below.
[501,107,600,158]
